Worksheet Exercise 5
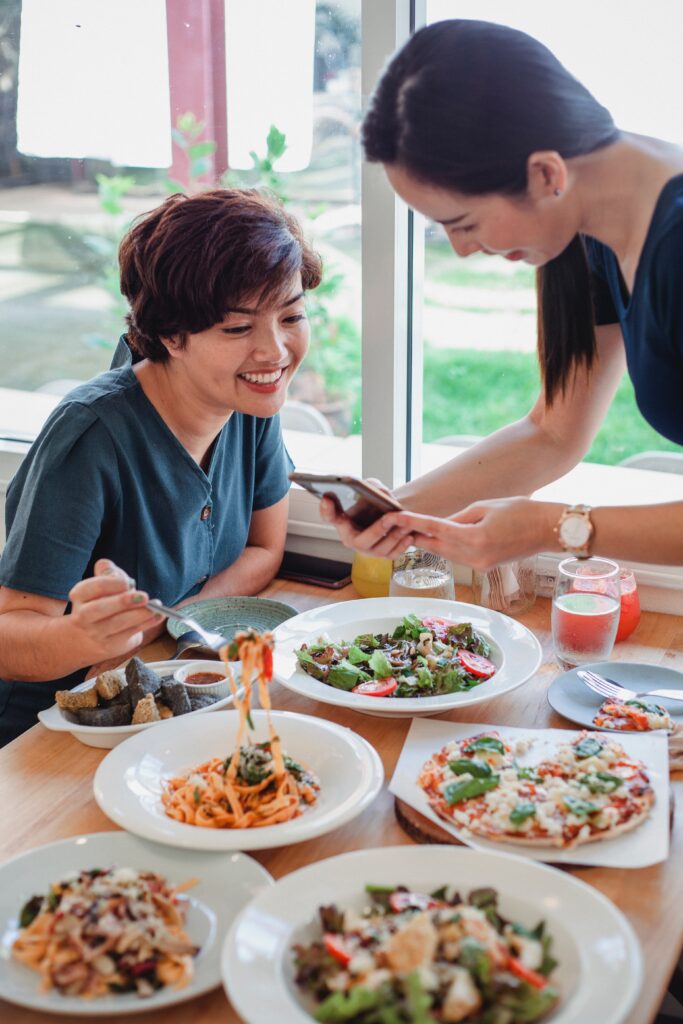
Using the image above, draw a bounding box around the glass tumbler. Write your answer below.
[390,548,455,600]
[472,557,537,616]
[615,568,641,643]
[551,557,621,670]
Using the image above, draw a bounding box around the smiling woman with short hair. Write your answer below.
[0,188,322,745]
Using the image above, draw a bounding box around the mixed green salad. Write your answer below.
[295,615,497,698]
[293,882,559,1023]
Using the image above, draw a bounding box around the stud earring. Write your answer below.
[554,188,562,197]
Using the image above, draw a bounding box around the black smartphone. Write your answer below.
[278,551,352,589]
[289,471,402,529]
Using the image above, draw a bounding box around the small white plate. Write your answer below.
[94,709,384,851]
[38,660,242,748]
[0,831,272,1016]
[221,844,642,1024]
[272,597,542,718]
[548,660,683,731]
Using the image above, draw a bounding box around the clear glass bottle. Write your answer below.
[471,557,537,616]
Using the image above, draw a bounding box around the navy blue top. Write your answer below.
[0,356,292,741]
[585,173,683,445]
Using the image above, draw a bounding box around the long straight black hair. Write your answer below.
[362,19,620,403]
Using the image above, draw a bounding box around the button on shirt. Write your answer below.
[0,364,293,738]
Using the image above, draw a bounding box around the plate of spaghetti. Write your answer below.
[94,630,383,851]
[0,831,271,1016]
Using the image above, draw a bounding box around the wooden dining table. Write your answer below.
[1,579,681,1024]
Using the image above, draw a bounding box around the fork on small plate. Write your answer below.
[148,600,227,653]
[576,667,683,703]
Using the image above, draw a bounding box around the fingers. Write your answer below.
[382,511,444,538]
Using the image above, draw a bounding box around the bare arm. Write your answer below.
[181,494,289,604]
[397,323,626,515]
[0,562,163,682]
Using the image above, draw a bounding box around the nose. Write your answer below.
[252,325,289,364]
[449,235,482,258]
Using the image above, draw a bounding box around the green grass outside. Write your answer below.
[422,346,683,465]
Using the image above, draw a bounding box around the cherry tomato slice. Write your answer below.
[508,955,548,989]
[262,646,273,682]
[323,933,351,966]
[457,650,496,679]
[352,677,398,697]
[388,891,445,913]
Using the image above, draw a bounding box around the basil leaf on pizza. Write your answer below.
[462,736,506,755]
[574,737,604,759]
[444,775,501,805]
[448,757,493,778]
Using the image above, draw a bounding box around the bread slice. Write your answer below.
[95,671,123,701]
[131,693,161,724]
[56,686,98,711]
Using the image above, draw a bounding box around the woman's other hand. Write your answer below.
[379,497,561,570]
[67,559,164,665]
[318,478,415,558]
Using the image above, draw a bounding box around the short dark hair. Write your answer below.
[363,20,620,403]
[119,188,323,361]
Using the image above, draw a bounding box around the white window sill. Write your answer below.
[1,391,681,612]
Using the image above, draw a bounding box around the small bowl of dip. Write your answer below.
[173,660,232,698]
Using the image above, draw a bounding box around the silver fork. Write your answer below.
[577,668,683,703]
[148,600,227,653]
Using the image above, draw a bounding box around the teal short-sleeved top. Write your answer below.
[0,357,292,743]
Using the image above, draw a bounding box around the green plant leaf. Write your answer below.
[188,140,216,159]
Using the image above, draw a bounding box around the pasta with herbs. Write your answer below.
[161,630,319,829]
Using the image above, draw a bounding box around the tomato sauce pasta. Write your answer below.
[162,630,319,829]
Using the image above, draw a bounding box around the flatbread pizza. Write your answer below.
[418,730,655,849]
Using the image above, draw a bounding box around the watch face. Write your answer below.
[560,515,590,548]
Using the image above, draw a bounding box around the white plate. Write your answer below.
[94,709,384,851]
[272,597,542,718]
[222,844,642,1024]
[0,831,272,1016]
[38,660,243,748]
[548,660,683,731]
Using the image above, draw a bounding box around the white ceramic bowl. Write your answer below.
[173,660,232,698]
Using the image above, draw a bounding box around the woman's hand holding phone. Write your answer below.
[318,478,416,558]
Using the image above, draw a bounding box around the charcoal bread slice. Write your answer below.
[159,681,192,717]
[76,704,133,727]
[125,657,161,705]
[189,693,219,711]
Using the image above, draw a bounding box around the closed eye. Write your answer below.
[221,325,250,335]
[284,314,307,324]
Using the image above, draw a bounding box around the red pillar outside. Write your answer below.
[165,0,228,187]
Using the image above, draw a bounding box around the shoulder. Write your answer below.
[22,368,139,466]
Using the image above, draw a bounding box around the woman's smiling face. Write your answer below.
[385,163,574,267]
[165,272,310,418]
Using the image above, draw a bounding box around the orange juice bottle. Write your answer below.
[351,552,392,598]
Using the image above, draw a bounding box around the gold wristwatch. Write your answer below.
[555,504,594,558]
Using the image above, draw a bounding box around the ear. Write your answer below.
[159,334,183,359]
[526,151,568,199]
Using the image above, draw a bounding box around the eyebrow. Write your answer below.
[435,213,469,226]
[226,291,305,315]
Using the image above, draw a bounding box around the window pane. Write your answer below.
[422,0,683,465]
[0,0,361,443]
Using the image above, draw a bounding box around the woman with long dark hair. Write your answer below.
[323,19,683,568]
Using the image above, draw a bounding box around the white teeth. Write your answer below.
[240,369,283,384]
